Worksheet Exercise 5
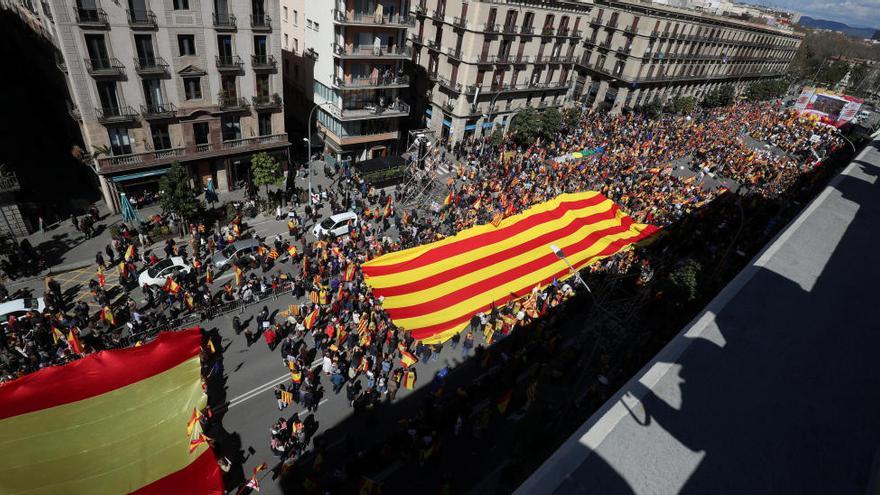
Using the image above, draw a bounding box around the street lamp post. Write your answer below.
[550,244,592,294]
[480,90,504,156]
[304,102,331,202]
[835,130,857,153]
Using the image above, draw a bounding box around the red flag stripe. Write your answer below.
[129,448,223,495]
[0,328,202,420]
[379,217,643,320]
[362,195,607,276]
[373,203,620,297]
[406,225,658,340]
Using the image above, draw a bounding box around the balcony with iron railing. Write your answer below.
[463,81,569,95]
[520,25,534,35]
[133,56,168,76]
[0,173,21,193]
[430,8,444,21]
[251,13,271,30]
[484,22,500,33]
[334,44,411,59]
[74,7,108,27]
[334,74,409,90]
[127,9,157,28]
[216,55,244,71]
[590,18,602,28]
[570,29,582,38]
[452,16,467,28]
[606,19,619,29]
[325,100,411,121]
[84,57,125,77]
[95,105,138,124]
[413,3,427,16]
[426,39,440,51]
[502,23,517,34]
[218,92,249,111]
[410,33,423,44]
[624,24,637,34]
[541,26,555,36]
[213,12,236,29]
[252,93,282,110]
[333,9,415,27]
[140,102,177,119]
[445,47,463,60]
[435,74,463,93]
[557,27,570,37]
[96,133,289,174]
[251,54,277,71]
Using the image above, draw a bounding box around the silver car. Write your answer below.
[211,238,261,269]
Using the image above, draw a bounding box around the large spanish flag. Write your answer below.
[0,328,223,495]
[362,192,658,343]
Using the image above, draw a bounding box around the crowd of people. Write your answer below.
[0,99,849,490]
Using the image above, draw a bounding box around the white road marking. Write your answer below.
[227,357,323,408]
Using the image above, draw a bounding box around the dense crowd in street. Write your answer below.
[0,99,849,491]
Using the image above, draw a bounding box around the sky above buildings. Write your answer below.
[747,0,880,29]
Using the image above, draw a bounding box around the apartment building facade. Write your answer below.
[48,0,288,212]
[575,0,802,113]
[279,0,315,139]
[409,0,800,143]
[297,0,414,165]
[411,0,594,143]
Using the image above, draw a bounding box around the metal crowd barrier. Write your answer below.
[118,282,296,347]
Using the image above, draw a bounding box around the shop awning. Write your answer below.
[482,122,495,129]
[442,119,452,128]
[425,108,433,118]
[111,168,170,183]
[464,124,476,131]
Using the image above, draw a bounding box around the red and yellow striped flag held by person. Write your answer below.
[400,350,417,368]
[163,277,181,295]
[0,328,223,495]
[362,192,658,343]
[303,307,320,330]
[403,370,417,390]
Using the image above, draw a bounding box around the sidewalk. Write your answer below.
[7,166,341,291]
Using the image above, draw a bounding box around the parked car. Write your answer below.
[312,212,359,238]
[0,297,45,322]
[138,257,192,287]
[211,238,262,269]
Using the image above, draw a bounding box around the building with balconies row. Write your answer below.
[574,0,802,113]
[411,0,594,144]
[291,0,414,166]
[46,0,288,212]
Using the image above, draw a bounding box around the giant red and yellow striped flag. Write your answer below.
[362,192,658,343]
[0,328,223,495]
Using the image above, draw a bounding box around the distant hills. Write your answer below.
[797,16,878,39]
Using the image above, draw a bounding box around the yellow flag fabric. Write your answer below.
[362,192,658,343]
[0,328,222,495]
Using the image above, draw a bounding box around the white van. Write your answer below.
[312,212,358,238]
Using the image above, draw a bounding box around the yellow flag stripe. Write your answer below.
[372,211,623,304]
[365,191,602,267]
[0,356,206,495]
[365,200,616,287]
[385,226,646,330]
